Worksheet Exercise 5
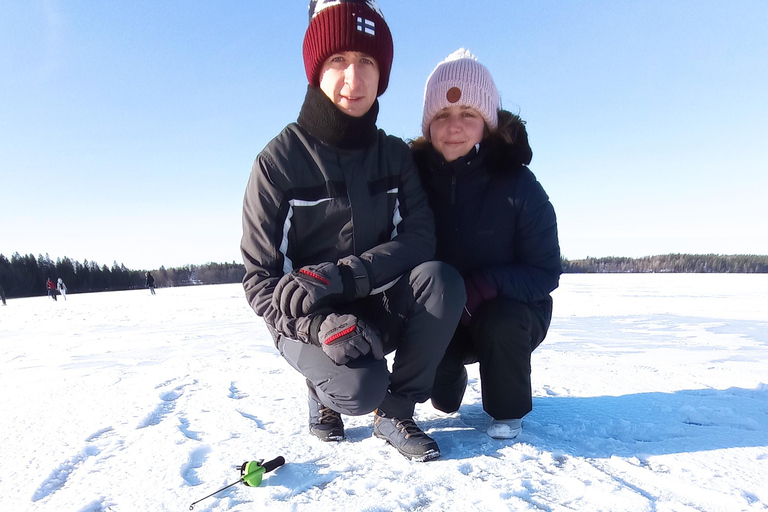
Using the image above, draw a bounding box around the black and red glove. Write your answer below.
[272,262,355,318]
[309,313,384,366]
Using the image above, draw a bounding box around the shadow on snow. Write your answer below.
[427,385,768,460]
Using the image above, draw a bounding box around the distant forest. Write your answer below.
[0,253,244,299]
[562,254,768,273]
[1,252,767,299]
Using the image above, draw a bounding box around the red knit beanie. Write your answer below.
[303,0,394,96]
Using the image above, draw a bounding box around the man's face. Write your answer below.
[319,51,380,117]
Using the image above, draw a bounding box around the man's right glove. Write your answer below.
[309,313,384,366]
[272,262,353,318]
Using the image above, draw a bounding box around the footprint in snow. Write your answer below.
[85,426,114,442]
[137,385,186,429]
[155,378,178,389]
[238,410,267,429]
[181,445,212,486]
[228,381,248,400]
[32,445,101,502]
[179,417,202,440]
[76,496,116,512]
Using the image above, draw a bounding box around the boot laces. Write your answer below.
[318,406,341,424]
[395,418,428,440]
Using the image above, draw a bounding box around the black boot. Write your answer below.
[373,411,440,462]
[308,391,344,442]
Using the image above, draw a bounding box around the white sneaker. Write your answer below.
[487,419,522,439]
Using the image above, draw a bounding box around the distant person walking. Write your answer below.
[57,278,68,301]
[1,283,6,306]
[145,272,156,295]
[46,278,58,301]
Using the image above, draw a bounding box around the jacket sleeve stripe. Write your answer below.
[368,175,401,195]
[390,193,402,239]
[278,204,295,275]
[280,197,334,274]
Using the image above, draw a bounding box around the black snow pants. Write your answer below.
[276,261,465,419]
[431,298,545,420]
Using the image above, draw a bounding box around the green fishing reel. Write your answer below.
[240,457,285,487]
[190,456,285,510]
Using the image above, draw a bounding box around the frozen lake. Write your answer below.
[1,274,766,511]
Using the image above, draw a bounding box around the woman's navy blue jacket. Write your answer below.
[412,112,561,331]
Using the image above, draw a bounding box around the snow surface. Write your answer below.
[1,274,766,512]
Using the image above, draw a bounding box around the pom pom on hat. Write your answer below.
[422,48,500,139]
[303,0,394,96]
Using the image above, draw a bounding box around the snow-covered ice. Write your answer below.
[1,273,766,511]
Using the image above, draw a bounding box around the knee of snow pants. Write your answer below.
[469,298,544,420]
[275,260,465,418]
[375,261,466,417]
[277,335,390,416]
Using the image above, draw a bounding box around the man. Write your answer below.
[145,272,156,295]
[46,278,57,301]
[241,0,465,461]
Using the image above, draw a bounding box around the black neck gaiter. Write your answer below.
[297,85,379,149]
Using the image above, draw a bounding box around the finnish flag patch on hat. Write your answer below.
[357,16,375,36]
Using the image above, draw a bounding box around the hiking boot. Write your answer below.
[373,412,440,462]
[487,418,522,439]
[308,394,344,442]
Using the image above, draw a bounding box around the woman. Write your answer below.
[411,49,561,439]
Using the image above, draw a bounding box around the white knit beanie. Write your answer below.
[422,48,500,140]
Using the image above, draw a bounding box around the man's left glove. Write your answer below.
[273,262,356,318]
[309,313,385,366]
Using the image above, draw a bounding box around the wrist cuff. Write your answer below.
[309,314,326,346]
[337,255,371,299]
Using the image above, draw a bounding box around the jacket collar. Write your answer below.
[424,142,486,178]
[297,85,379,150]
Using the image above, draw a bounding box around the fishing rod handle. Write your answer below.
[261,456,285,473]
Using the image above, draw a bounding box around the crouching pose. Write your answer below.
[241,0,465,461]
[412,49,562,439]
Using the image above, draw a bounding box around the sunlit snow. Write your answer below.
[1,274,766,511]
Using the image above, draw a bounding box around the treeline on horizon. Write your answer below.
[2,252,767,299]
[562,253,768,273]
[0,253,244,299]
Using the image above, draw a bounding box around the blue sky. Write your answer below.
[2,0,766,270]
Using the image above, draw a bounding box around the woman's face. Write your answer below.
[429,105,486,162]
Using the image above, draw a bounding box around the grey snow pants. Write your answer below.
[276,261,465,419]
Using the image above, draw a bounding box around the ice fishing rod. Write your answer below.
[189,456,285,510]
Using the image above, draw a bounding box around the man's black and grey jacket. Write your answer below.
[241,86,435,343]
